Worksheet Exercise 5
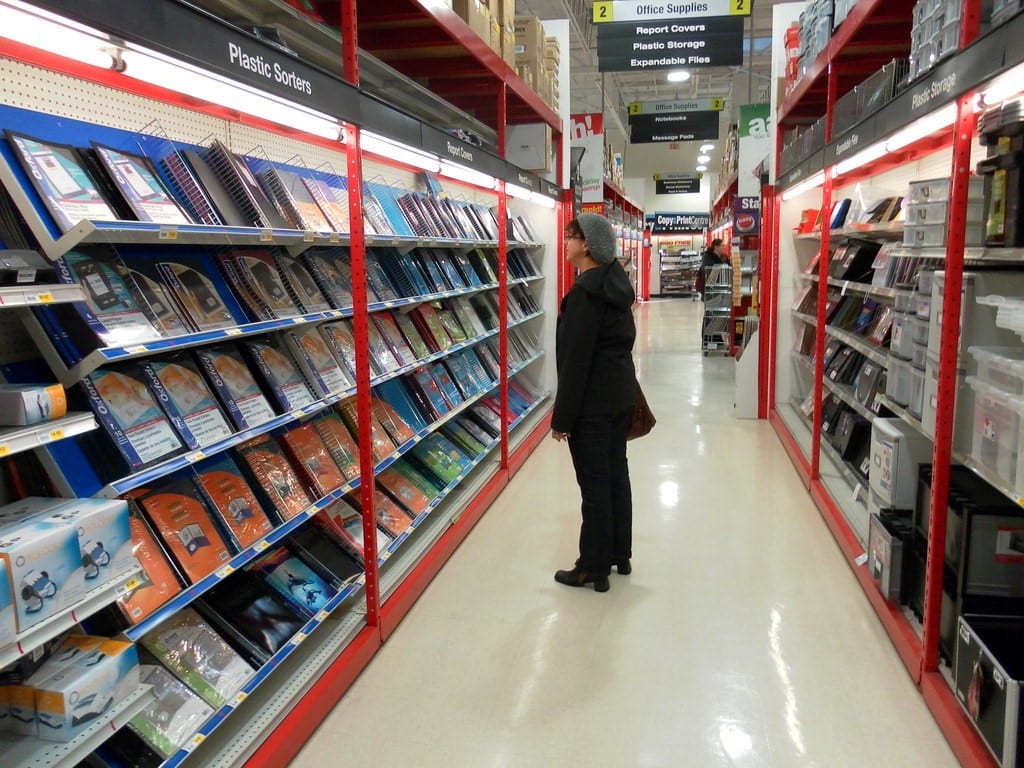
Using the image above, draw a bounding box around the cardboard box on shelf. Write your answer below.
[505,123,552,173]
[514,15,545,67]
[502,24,516,67]
[490,17,502,53]
[516,63,534,90]
[453,0,491,43]
[496,0,513,26]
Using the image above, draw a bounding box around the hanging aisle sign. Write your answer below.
[592,1,753,23]
[596,17,744,71]
[629,111,720,143]
[654,173,702,194]
[647,212,710,233]
[629,98,724,115]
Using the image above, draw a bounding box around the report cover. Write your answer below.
[138,607,254,708]
[90,143,193,225]
[302,250,353,310]
[377,465,432,516]
[81,366,185,472]
[365,321,400,376]
[157,257,238,332]
[392,311,432,361]
[205,141,291,229]
[373,486,414,539]
[428,362,463,409]
[112,257,190,338]
[161,148,249,227]
[4,130,118,232]
[59,250,164,347]
[216,251,273,322]
[258,166,334,232]
[337,398,395,464]
[300,177,350,233]
[316,497,369,561]
[284,326,352,397]
[441,421,486,458]
[319,321,358,382]
[371,397,417,447]
[274,253,332,314]
[240,336,318,413]
[409,304,453,352]
[245,546,336,617]
[411,248,453,292]
[192,455,274,552]
[449,296,487,337]
[278,422,347,499]
[390,457,444,496]
[374,378,429,432]
[139,355,234,450]
[409,366,451,419]
[373,313,418,367]
[411,433,470,484]
[287,523,362,586]
[136,476,232,584]
[364,252,399,301]
[231,250,302,319]
[116,515,183,625]
[130,664,214,758]
[443,354,482,398]
[311,412,360,481]
[435,308,467,343]
[194,345,277,430]
[233,435,312,523]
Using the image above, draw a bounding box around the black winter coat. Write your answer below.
[551,260,637,433]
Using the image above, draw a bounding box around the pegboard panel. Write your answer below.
[0,59,226,145]
[227,122,346,169]
[361,156,422,192]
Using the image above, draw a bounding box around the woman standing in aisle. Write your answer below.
[551,213,637,593]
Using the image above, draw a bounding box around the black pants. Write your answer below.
[567,408,633,575]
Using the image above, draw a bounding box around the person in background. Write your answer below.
[550,213,637,593]
[697,237,729,300]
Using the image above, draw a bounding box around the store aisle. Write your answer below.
[292,299,958,768]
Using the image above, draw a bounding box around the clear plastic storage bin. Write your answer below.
[967,346,1024,395]
[891,312,916,359]
[909,366,926,418]
[967,376,1024,487]
[887,357,915,406]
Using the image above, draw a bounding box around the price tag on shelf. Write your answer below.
[254,540,270,552]
[26,291,54,304]
[45,428,65,443]
[316,610,329,621]
[121,576,143,593]
[232,691,248,706]
[303,231,315,243]
[186,450,206,464]
[329,233,340,243]
[0,445,9,458]
[216,564,235,579]
[260,229,274,242]
[125,345,149,355]
[158,226,179,241]
[224,327,243,336]
[854,552,869,567]
[186,734,206,751]
[392,238,401,246]
[292,631,308,645]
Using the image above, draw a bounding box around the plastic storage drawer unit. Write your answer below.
[869,417,933,508]
[969,346,1024,395]
[966,376,1024,488]
[886,357,915,406]
[868,510,912,601]
[954,615,1024,768]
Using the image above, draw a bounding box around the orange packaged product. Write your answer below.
[377,466,432,516]
[234,435,313,522]
[279,422,347,499]
[192,456,274,551]
[117,515,183,624]
[136,478,232,584]
[311,412,360,481]
[373,486,414,538]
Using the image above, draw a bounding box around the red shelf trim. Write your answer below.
[920,672,1000,768]
[768,410,812,488]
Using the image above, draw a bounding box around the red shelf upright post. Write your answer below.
[921,93,976,674]
[497,179,510,470]
[759,185,777,420]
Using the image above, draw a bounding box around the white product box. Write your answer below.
[35,498,133,588]
[5,635,107,737]
[870,418,933,508]
[0,384,66,426]
[34,639,138,742]
[0,515,86,633]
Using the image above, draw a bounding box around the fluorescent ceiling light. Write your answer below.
[697,154,711,163]
[781,171,826,201]
[361,131,440,171]
[439,160,496,189]
[883,104,958,151]
[980,62,1024,107]
[700,144,715,152]
[695,164,708,172]
[666,70,691,82]
[0,0,115,69]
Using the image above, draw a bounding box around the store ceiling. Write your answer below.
[515,0,783,180]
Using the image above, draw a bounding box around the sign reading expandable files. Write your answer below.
[592,1,753,23]
[629,111,720,143]
[654,173,702,194]
[597,16,744,71]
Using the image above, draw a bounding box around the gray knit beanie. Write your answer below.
[576,213,617,264]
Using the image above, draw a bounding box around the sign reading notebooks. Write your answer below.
[648,212,710,233]
[34,0,362,125]
[654,173,702,194]
[629,111,720,143]
[596,17,744,71]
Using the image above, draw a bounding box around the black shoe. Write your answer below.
[554,567,610,592]
[614,559,631,575]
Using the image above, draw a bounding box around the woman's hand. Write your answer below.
[551,430,569,442]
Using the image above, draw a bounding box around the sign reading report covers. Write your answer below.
[596,16,744,71]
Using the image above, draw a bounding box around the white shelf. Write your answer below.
[0,284,84,308]
[0,413,97,460]
[0,566,143,669]
[1,684,154,768]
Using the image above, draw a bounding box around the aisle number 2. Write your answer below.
[592,0,751,22]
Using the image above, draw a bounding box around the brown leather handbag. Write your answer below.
[627,381,656,440]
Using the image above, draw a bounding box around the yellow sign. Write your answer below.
[729,0,751,13]
[593,2,613,22]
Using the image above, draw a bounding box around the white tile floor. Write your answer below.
[292,299,959,768]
